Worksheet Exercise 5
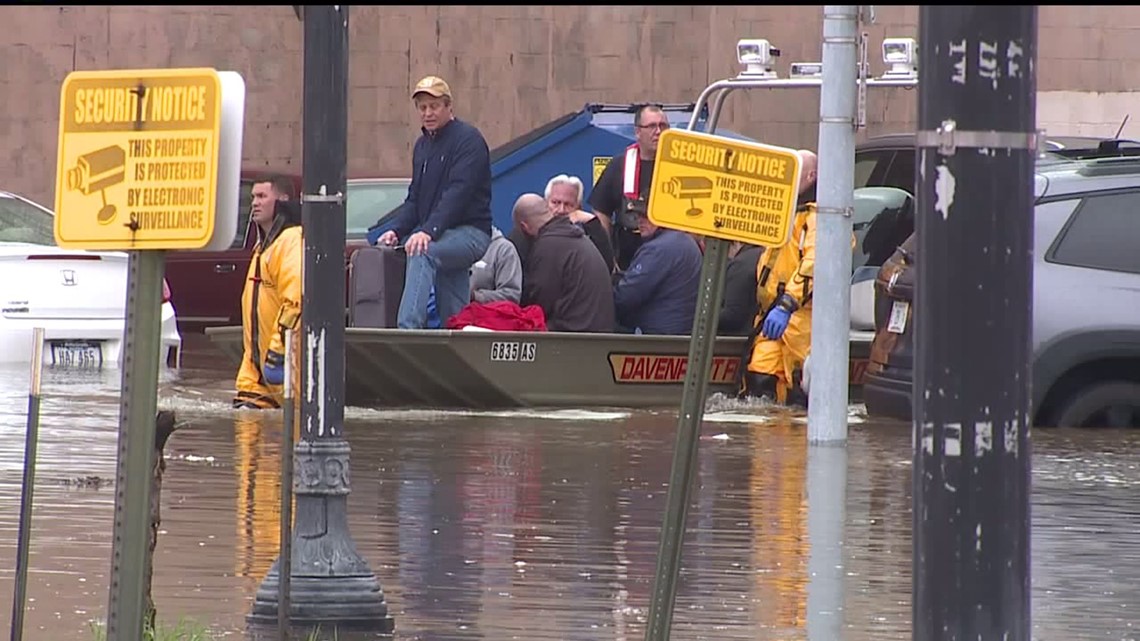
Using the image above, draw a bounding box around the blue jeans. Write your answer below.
[397,225,491,329]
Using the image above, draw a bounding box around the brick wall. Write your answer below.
[3,5,1140,206]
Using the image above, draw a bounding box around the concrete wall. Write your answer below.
[1038,92,1140,140]
[4,5,1140,206]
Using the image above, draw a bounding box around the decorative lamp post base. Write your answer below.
[247,439,394,634]
[248,570,394,633]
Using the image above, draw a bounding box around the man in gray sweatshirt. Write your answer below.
[469,226,522,304]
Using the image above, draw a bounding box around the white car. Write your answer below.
[0,190,182,369]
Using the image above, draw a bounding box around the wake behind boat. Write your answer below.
[206,326,872,410]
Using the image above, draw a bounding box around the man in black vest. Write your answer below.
[588,105,670,271]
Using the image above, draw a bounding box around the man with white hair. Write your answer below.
[544,174,615,271]
[510,175,615,274]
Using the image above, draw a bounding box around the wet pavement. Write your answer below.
[0,334,1138,640]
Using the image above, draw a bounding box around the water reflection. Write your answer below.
[805,444,847,641]
[0,351,1139,640]
[234,414,284,588]
[748,420,808,635]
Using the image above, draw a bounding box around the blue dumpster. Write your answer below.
[488,103,754,233]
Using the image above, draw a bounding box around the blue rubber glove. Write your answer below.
[366,226,385,246]
[263,350,285,386]
[762,306,792,340]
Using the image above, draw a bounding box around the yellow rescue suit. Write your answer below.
[744,201,853,404]
[745,203,816,404]
[234,224,303,409]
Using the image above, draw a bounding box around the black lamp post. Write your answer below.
[248,5,394,635]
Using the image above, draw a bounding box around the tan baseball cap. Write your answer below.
[412,76,451,100]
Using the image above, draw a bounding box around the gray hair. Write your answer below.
[544,174,584,205]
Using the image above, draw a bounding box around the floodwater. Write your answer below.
[0,335,1138,641]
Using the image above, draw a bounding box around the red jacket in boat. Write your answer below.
[444,300,548,332]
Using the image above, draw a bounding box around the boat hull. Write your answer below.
[206,327,872,410]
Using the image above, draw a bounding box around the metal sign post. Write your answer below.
[643,77,806,641]
[643,15,920,639]
[52,66,245,640]
[106,249,166,641]
[10,328,45,641]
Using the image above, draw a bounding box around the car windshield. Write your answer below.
[0,193,55,245]
[853,186,912,229]
[346,181,410,237]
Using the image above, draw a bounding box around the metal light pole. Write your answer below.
[805,443,847,641]
[913,6,1036,639]
[807,5,859,444]
[248,5,394,634]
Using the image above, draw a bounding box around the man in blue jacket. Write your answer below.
[366,76,493,329]
[612,209,702,335]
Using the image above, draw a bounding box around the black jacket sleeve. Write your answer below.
[582,217,615,272]
[718,246,762,335]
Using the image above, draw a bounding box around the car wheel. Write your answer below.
[1053,381,1140,428]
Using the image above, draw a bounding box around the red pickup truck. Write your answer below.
[163,171,409,331]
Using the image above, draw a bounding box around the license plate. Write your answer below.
[49,341,103,368]
[887,301,909,334]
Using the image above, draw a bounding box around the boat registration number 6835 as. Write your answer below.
[49,340,103,368]
[490,341,536,363]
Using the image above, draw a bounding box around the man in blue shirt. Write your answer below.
[612,210,702,335]
[367,76,492,329]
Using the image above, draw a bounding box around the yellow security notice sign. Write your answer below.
[592,156,610,186]
[55,68,222,250]
[648,129,801,248]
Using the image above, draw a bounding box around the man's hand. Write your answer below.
[568,209,595,225]
[761,306,791,340]
[405,231,432,256]
[263,350,285,386]
[369,229,398,247]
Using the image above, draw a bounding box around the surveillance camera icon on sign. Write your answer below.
[67,145,126,225]
[662,176,714,217]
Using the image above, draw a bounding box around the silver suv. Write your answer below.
[864,149,1140,427]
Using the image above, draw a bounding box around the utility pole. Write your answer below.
[808,4,859,444]
[913,6,1036,640]
[248,5,394,634]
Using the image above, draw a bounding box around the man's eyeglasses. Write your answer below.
[637,122,670,131]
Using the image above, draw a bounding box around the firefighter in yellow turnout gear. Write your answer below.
[742,149,851,407]
[233,175,303,410]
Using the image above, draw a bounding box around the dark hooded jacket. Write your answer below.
[509,214,614,274]
[718,244,763,335]
[521,216,615,333]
